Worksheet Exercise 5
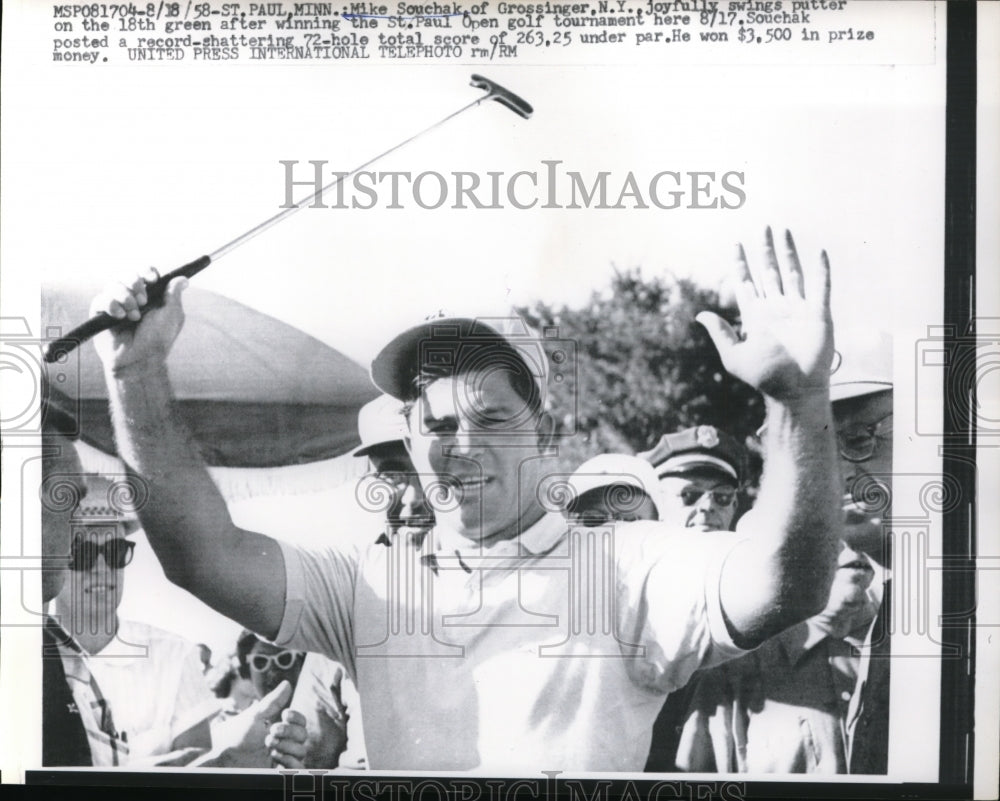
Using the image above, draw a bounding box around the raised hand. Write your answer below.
[89,268,189,375]
[209,680,294,768]
[697,227,834,402]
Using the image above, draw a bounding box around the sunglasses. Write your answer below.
[249,650,301,673]
[678,488,737,507]
[70,536,135,571]
[837,413,893,463]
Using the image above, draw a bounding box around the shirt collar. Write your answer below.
[778,603,878,666]
[430,512,567,559]
[44,615,83,656]
[777,620,827,666]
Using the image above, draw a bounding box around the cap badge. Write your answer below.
[696,425,719,449]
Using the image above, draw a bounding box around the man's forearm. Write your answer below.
[106,361,237,589]
[106,359,288,637]
[724,390,841,646]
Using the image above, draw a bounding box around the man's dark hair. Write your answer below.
[403,341,543,423]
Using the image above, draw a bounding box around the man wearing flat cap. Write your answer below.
[90,231,844,771]
[640,425,746,533]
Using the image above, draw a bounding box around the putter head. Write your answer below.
[470,74,533,119]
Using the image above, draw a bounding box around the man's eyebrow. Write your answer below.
[422,408,457,424]
[473,402,525,418]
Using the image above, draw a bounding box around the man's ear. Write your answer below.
[402,401,416,456]
[535,411,557,452]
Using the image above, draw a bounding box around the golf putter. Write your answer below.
[43,74,533,363]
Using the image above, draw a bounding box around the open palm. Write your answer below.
[697,227,834,401]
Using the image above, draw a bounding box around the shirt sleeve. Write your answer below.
[273,537,361,678]
[615,523,751,695]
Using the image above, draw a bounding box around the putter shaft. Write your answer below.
[43,74,532,363]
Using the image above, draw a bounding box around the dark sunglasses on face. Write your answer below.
[679,488,737,507]
[70,536,135,571]
[249,650,300,673]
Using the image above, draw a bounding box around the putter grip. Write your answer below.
[42,255,212,363]
[470,74,533,119]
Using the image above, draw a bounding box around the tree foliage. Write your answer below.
[519,268,765,476]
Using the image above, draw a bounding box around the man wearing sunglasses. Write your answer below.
[639,425,746,533]
[40,395,102,767]
[52,476,220,765]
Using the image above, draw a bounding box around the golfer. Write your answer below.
[90,228,841,771]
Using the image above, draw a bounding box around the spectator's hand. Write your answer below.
[305,667,350,768]
[90,269,189,376]
[266,709,309,770]
[209,679,293,768]
[697,227,833,402]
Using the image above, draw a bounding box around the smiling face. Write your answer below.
[247,640,305,700]
[54,526,129,637]
[405,367,550,544]
[657,473,739,532]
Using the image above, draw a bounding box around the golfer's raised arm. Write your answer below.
[91,271,286,640]
[696,228,841,649]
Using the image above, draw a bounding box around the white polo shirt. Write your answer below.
[275,513,746,772]
[86,619,221,762]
